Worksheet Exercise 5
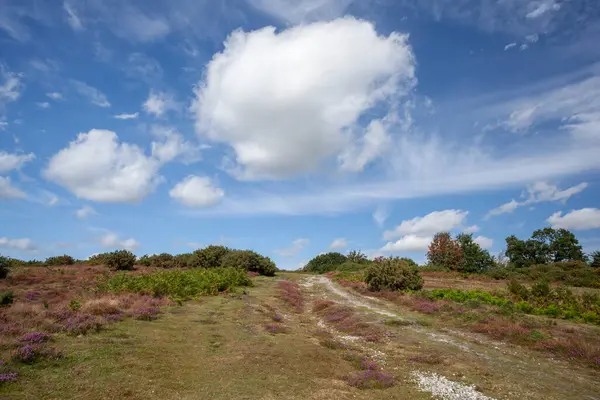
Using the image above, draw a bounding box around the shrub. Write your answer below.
[137,254,152,267]
[87,253,108,266]
[303,252,348,274]
[220,250,276,276]
[531,280,551,298]
[507,280,530,299]
[105,250,136,271]
[365,257,423,291]
[264,323,288,334]
[44,254,75,266]
[0,291,13,307]
[0,255,10,279]
[102,267,252,298]
[188,245,231,269]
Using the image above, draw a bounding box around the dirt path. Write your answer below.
[300,276,600,400]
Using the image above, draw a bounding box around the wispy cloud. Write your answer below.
[114,112,139,120]
[487,181,588,218]
[71,80,111,107]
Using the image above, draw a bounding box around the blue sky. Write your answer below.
[1,0,600,269]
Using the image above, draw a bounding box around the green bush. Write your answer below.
[220,250,276,276]
[188,245,231,269]
[364,257,423,291]
[303,252,348,274]
[507,280,530,299]
[0,255,10,279]
[87,253,108,266]
[45,254,75,266]
[137,254,152,267]
[531,280,551,298]
[104,250,136,271]
[336,261,369,273]
[0,291,13,306]
[102,267,252,298]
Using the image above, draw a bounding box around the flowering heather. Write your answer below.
[64,313,103,335]
[131,307,161,321]
[0,361,17,384]
[25,291,42,301]
[103,314,125,323]
[12,344,61,364]
[278,281,304,313]
[264,323,288,334]
[19,331,52,344]
[345,367,394,389]
[271,313,283,322]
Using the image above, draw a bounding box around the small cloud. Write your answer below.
[274,238,310,257]
[75,205,97,219]
[63,2,84,31]
[474,235,493,249]
[463,225,480,234]
[114,112,139,120]
[143,90,178,117]
[46,92,64,100]
[520,43,529,51]
[169,175,224,208]
[36,101,50,109]
[372,205,389,227]
[0,236,37,251]
[525,34,539,44]
[504,42,517,51]
[329,238,348,250]
[99,231,139,251]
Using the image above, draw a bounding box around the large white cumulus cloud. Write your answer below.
[192,17,415,180]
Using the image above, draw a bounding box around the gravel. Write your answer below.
[411,371,494,400]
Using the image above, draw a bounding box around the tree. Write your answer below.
[590,251,600,268]
[506,228,585,268]
[427,232,464,270]
[346,250,369,264]
[531,228,585,263]
[456,233,495,273]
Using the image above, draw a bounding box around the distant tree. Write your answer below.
[427,232,464,270]
[0,255,10,279]
[455,233,495,273]
[531,228,585,263]
[346,250,369,264]
[506,228,585,268]
[590,251,600,268]
[303,252,348,274]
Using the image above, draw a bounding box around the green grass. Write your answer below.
[100,267,252,299]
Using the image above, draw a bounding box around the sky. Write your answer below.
[1,0,600,269]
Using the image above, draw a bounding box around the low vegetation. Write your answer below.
[101,267,253,299]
